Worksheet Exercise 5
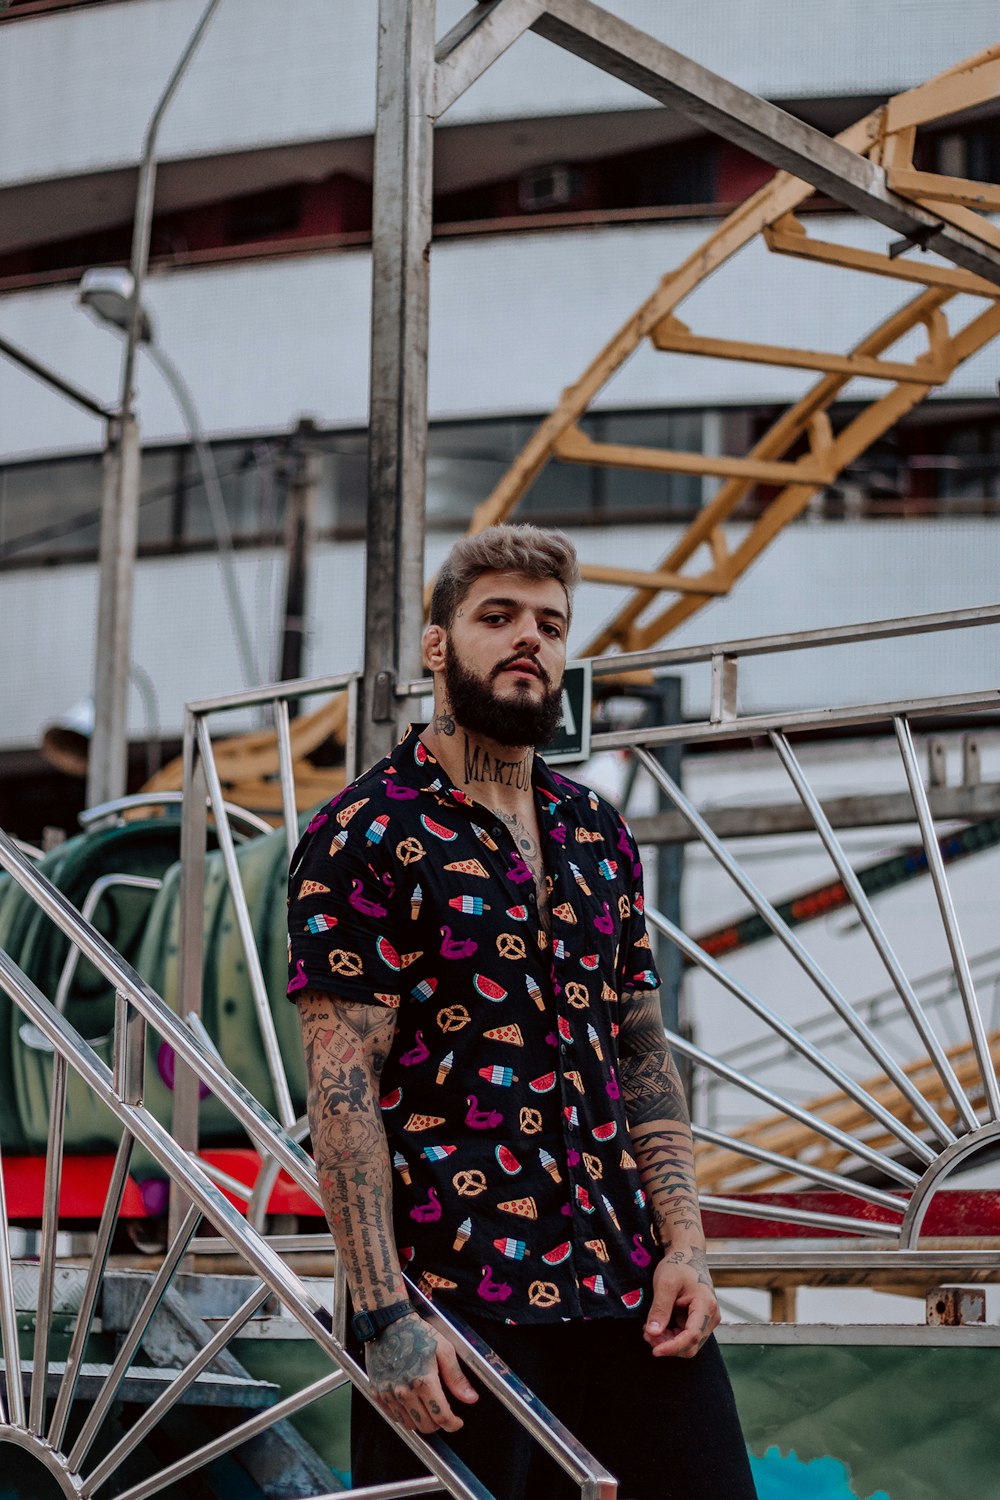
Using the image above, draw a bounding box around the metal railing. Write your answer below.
[0,826,619,1500]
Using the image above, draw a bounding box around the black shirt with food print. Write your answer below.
[287,724,662,1324]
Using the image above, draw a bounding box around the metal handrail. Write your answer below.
[0,827,619,1500]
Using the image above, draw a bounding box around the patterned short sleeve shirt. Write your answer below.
[287,725,661,1323]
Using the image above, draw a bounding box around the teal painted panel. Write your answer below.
[724,1343,1000,1500]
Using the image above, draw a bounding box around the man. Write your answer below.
[288,525,756,1499]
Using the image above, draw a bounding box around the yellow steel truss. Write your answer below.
[143,44,1000,811]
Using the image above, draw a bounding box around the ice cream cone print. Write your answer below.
[587,1023,603,1061]
[436,1050,454,1085]
[453,1217,472,1252]
[569,861,592,896]
[393,1152,412,1185]
[602,1194,621,1231]
[538,1147,562,1183]
[472,822,499,851]
[411,884,423,920]
[525,975,545,1011]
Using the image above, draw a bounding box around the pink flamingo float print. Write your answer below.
[465,1095,503,1130]
[287,960,309,994]
[630,1234,652,1267]
[349,881,387,919]
[478,1265,512,1302]
[409,1188,442,1223]
[400,1031,430,1067]
[440,926,477,959]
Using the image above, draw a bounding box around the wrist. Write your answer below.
[351,1300,413,1344]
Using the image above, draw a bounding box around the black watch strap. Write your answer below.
[351,1301,413,1344]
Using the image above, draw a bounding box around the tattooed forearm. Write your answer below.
[619,990,707,1263]
[298,990,407,1310]
[618,990,690,1128]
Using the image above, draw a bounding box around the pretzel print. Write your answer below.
[327,948,363,978]
[453,1169,487,1197]
[396,837,426,866]
[565,981,590,1009]
[582,1152,604,1180]
[436,1004,470,1034]
[496,933,526,961]
[618,894,631,921]
[527,1280,560,1308]
[519,1107,543,1135]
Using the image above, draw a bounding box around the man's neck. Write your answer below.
[421,714,535,815]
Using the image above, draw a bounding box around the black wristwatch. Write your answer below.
[351,1301,413,1344]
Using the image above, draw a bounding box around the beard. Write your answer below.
[443,644,564,748]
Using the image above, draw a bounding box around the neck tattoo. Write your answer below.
[433,710,456,737]
[462,735,532,790]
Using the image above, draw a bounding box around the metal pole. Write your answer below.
[360,0,436,770]
[650,677,684,1035]
[87,0,223,808]
[280,418,321,703]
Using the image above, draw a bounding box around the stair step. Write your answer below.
[3,1358,280,1409]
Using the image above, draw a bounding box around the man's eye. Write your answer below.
[541,624,562,638]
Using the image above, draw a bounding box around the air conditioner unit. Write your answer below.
[518,164,583,212]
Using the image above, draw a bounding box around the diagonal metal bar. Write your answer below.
[693,1124,909,1213]
[47,1128,136,1449]
[636,746,952,1141]
[195,717,296,1128]
[532,0,1000,285]
[0,1136,25,1427]
[111,1371,352,1500]
[894,717,1000,1121]
[83,1281,272,1496]
[664,1027,919,1188]
[28,1050,68,1434]
[699,1194,901,1240]
[769,730,973,1137]
[0,826,321,1202]
[644,902,935,1163]
[273,696,301,863]
[67,1206,202,1473]
[0,914,617,1499]
[434,0,546,118]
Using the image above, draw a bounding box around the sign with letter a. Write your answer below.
[543,661,592,765]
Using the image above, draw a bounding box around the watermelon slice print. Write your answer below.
[529,1072,556,1093]
[474,974,508,1001]
[376,935,402,971]
[542,1242,571,1265]
[421,814,457,841]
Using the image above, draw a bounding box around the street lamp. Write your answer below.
[78,267,260,695]
[83,0,223,812]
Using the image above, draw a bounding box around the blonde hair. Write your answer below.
[429,524,580,629]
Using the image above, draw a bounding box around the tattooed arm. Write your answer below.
[618,988,719,1359]
[298,989,477,1433]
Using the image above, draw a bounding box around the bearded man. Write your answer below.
[287,524,756,1500]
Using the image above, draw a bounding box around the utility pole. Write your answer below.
[360,0,436,771]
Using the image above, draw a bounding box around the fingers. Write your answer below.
[437,1339,480,1407]
[376,1375,464,1435]
[647,1291,719,1359]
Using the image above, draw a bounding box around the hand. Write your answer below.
[365,1311,479,1433]
[643,1251,720,1359]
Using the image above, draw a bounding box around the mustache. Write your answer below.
[491,652,551,686]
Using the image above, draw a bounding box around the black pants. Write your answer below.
[350,1313,757,1500]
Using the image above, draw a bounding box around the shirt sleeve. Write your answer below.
[286,812,402,1007]
[615,816,661,994]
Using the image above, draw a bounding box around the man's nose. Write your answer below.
[512,616,542,652]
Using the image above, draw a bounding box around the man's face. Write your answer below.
[441,571,568,748]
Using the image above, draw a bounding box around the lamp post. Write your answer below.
[79,268,259,696]
[85,0,223,811]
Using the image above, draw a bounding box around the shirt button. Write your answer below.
[560,1044,568,1055]
[527,891,537,905]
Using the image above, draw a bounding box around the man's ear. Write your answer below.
[422,623,447,671]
